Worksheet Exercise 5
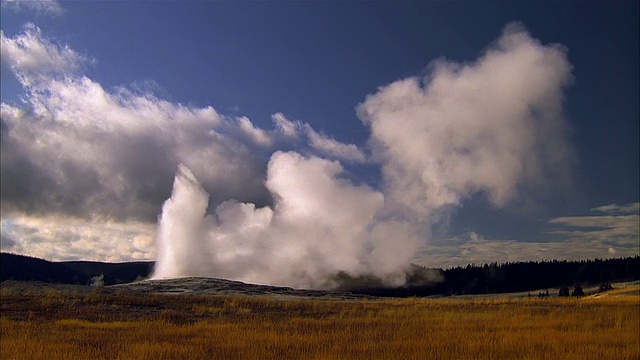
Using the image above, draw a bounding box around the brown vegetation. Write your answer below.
[1,284,638,359]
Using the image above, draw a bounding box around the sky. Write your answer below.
[0,1,638,282]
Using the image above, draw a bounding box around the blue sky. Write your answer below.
[0,1,638,276]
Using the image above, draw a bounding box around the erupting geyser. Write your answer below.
[152,152,418,289]
[152,22,574,290]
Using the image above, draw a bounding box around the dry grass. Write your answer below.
[1,285,638,359]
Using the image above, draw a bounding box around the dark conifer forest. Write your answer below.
[354,257,640,297]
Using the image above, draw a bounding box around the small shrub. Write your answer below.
[558,285,570,297]
[571,284,585,297]
[598,283,614,293]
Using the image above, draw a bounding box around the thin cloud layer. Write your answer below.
[417,229,637,270]
[590,202,640,214]
[548,202,639,256]
[421,202,639,269]
[1,0,64,16]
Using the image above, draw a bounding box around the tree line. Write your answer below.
[354,256,640,297]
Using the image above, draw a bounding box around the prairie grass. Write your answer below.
[1,285,638,359]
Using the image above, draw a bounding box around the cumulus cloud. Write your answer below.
[1,0,63,15]
[357,21,574,219]
[1,25,271,222]
[0,24,368,269]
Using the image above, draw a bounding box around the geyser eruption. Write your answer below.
[152,165,211,278]
[152,22,574,289]
[153,152,418,289]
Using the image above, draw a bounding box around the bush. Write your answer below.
[571,284,585,297]
[598,283,614,293]
[558,285,570,297]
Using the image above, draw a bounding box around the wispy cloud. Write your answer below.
[270,112,367,163]
[304,125,367,163]
[236,116,275,148]
[415,202,639,268]
[272,112,300,140]
[417,228,638,269]
[1,0,64,16]
[1,23,87,86]
[590,202,640,214]
[547,202,639,256]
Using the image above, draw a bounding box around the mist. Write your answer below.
[152,22,574,289]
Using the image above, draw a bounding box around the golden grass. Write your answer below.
[1,286,638,359]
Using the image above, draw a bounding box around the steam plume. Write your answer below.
[152,22,574,289]
[153,153,416,289]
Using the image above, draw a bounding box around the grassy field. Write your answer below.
[1,283,638,359]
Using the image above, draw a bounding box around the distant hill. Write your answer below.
[1,253,153,285]
[0,253,89,284]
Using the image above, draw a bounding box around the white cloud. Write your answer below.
[1,26,272,223]
[590,202,640,214]
[546,202,639,255]
[416,230,638,269]
[0,215,155,262]
[0,25,371,270]
[270,112,366,163]
[1,0,63,15]
[304,125,367,163]
[1,24,85,86]
[357,22,574,219]
[416,202,639,269]
[236,116,275,148]
[271,112,301,139]
[549,214,639,230]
